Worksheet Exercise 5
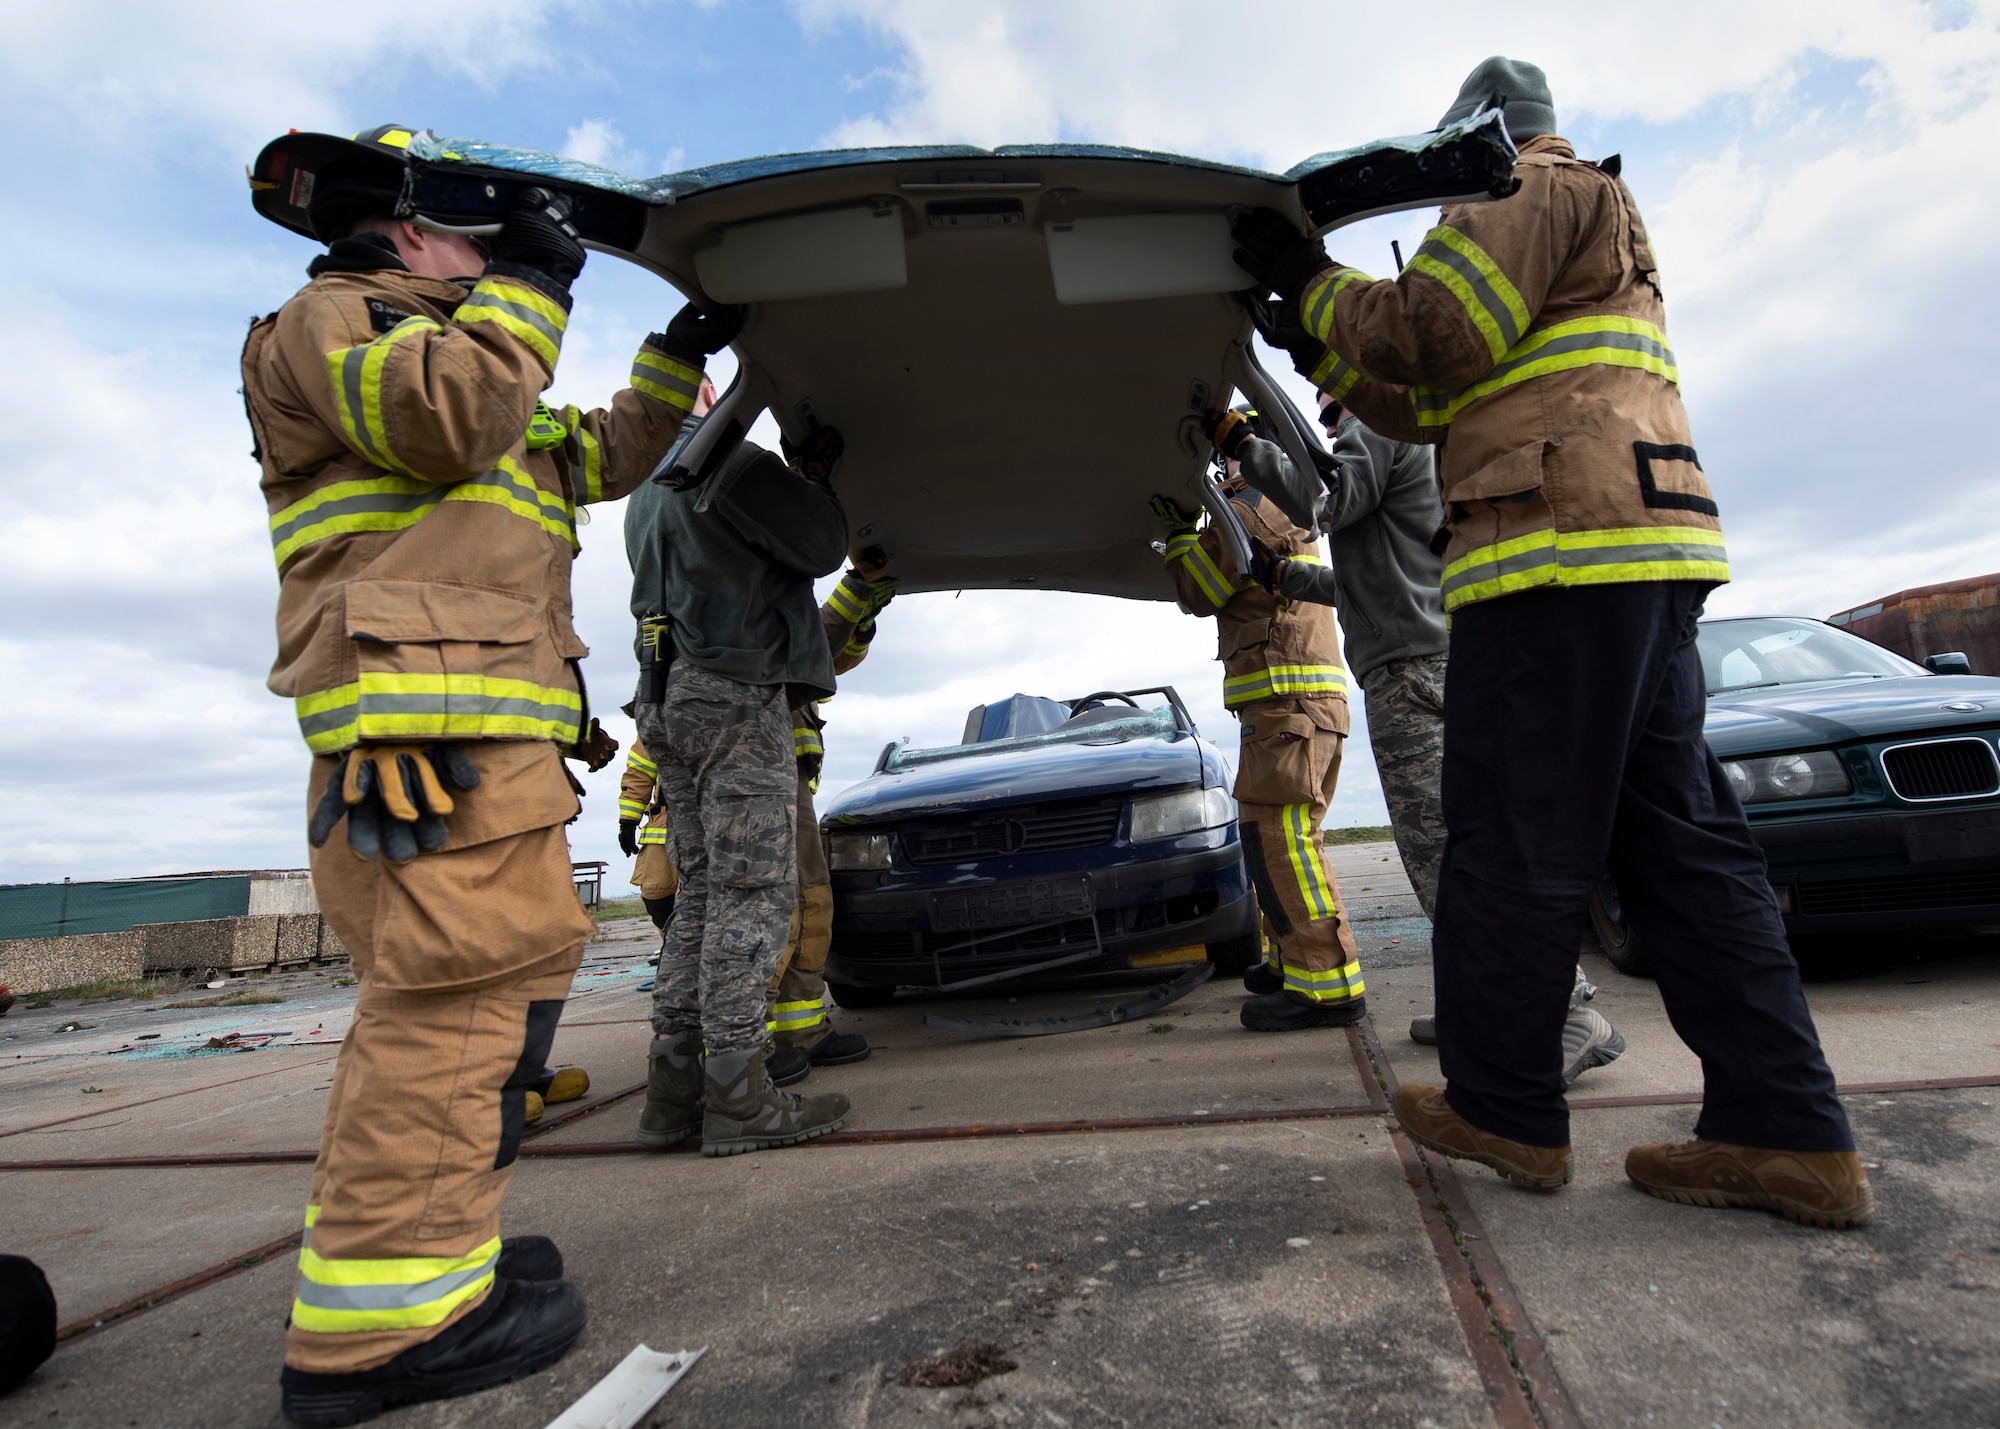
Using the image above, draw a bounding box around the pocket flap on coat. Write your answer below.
[1219,617,1273,661]
[344,580,540,644]
[1453,440,1547,503]
[1240,710,1319,744]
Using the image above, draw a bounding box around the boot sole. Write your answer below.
[806,1046,872,1067]
[1400,1122,1572,1190]
[1240,1007,1368,1032]
[1633,1178,1874,1229]
[700,1106,853,1157]
[1560,1028,1626,1088]
[280,1318,584,1426]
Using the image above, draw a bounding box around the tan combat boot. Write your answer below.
[1393,1083,1573,1189]
[1625,1139,1874,1228]
[636,1032,704,1149]
[700,1045,851,1157]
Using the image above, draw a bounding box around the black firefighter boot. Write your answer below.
[279,1276,586,1426]
[1241,990,1368,1031]
[635,1031,703,1149]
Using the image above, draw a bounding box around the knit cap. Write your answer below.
[1437,56,1556,141]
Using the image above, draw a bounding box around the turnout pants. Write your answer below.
[768,772,834,1047]
[1234,698,1363,1006]
[1359,653,1448,921]
[639,664,799,1055]
[1434,582,1851,1152]
[292,778,591,1375]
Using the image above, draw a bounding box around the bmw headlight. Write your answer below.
[1129,786,1236,842]
[1722,750,1851,804]
[825,832,894,869]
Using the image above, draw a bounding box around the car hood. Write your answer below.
[822,732,1209,825]
[1704,674,2000,756]
[400,122,1516,601]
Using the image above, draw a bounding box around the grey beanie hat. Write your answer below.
[1437,56,1556,141]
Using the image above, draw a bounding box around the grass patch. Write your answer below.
[1323,825,1394,846]
[593,897,650,923]
[22,973,200,1008]
[161,992,286,1009]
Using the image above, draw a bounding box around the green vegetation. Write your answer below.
[593,897,651,923]
[1323,825,1395,846]
[22,973,201,1008]
[162,991,285,1009]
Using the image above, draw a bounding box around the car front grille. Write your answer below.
[900,797,1123,865]
[1881,738,2000,802]
[1797,867,2000,916]
[833,892,1220,965]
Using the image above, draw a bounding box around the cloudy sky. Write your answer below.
[3,0,1997,887]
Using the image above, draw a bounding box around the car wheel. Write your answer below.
[1205,928,1263,975]
[1589,875,1652,978]
[826,979,896,1010]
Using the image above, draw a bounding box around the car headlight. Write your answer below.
[1722,750,1852,804]
[1129,786,1236,842]
[825,832,893,869]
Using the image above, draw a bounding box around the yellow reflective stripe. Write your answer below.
[824,574,871,623]
[1222,664,1348,707]
[1288,547,1324,566]
[618,798,646,819]
[324,316,443,479]
[1280,802,1338,920]
[1167,533,1239,608]
[842,634,872,660]
[268,460,575,567]
[291,1236,499,1335]
[630,350,702,412]
[1407,225,1530,363]
[566,406,603,503]
[793,727,825,758]
[1413,315,1679,429]
[625,749,658,779]
[302,1202,320,1247]
[1309,348,1361,400]
[768,998,827,1033]
[1301,267,1374,346]
[294,674,584,754]
[1440,525,1730,612]
[1282,959,1364,1002]
[637,824,669,845]
[452,276,568,366]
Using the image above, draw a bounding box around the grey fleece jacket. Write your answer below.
[1236,419,1447,679]
[625,438,849,701]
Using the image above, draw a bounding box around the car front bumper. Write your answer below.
[824,837,1255,990]
[1752,804,2000,931]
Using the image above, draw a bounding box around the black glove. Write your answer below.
[1243,292,1327,378]
[781,425,845,484]
[1231,207,1331,307]
[1149,494,1201,535]
[652,301,744,366]
[309,744,482,864]
[1202,409,1256,461]
[618,820,640,858]
[489,187,586,292]
[1247,537,1285,593]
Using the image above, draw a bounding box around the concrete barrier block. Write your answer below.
[0,931,146,995]
[275,914,320,965]
[319,920,350,963]
[139,918,235,972]
[226,915,280,971]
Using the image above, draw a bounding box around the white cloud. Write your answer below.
[561,118,648,174]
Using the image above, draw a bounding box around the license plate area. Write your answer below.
[929,876,1093,933]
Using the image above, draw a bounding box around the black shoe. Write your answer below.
[768,1044,811,1087]
[1242,962,1282,996]
[804,1028,872,1066]
[1240,991,1367,1031]
[497,1235,562,1282]
[279,1276,586,1426]
[1408,1014,1437,1046]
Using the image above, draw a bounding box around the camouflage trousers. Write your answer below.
[1359,653,1448,921]
[636,664,799,1055]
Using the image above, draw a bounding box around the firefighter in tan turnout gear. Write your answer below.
[1150,478,1365,1032]
[618,738,679,928]
[243,125,737,1423]
[1233,58,1868,1227]
[764,558,896,1080]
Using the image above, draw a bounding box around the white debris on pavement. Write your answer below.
[543,1344,706,1429]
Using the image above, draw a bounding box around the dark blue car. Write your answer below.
[817,687,1261,1006]
[1590,616,2000,973]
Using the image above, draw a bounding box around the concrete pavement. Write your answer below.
[3,842,1996,1426]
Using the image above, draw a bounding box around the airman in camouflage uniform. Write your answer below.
[1358,653,1448,919]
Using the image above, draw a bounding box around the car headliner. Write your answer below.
[407,125,1515,600]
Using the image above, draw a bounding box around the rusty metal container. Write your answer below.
[1827,573,2000,674]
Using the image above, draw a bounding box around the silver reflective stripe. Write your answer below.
[1412,237,1525,351]
[360,690,580,722]
[296,702,355,741]
[1441,541,1559,600]
[631,357,698,402]
[268,484,437,548]
[292,1251,498,1313]
[335,348,387,465]
[456,289,564,352]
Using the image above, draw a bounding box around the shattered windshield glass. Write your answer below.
[887,709,1180,770]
